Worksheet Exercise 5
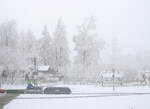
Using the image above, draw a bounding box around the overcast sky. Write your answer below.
[0,0,150,54]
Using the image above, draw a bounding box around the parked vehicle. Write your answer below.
[0,89,5,93]
[44,87,71,94]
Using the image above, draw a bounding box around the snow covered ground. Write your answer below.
[3,85,150,109]
[3,94,150,109]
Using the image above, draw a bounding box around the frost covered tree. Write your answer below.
[0,20,18,48]
[0,20,18,68]
[17,31,27,70]
[110,37,121,69]
[52,19,70,72]
[18,30,37,68]
[73,17,105,82]
[0,20,19,82]
[25,30,36,55]
[38,25,52,65]
[73,17,104,68]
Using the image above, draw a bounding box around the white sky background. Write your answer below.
[0,0,150,55]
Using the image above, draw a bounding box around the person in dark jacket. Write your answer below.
[27,81,34,89]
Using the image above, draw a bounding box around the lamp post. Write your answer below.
[112,68,115,92]
[31,57,38,86]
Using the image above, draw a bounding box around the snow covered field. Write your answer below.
[3,85,150,109]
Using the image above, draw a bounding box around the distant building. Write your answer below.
[37,66,61,82]
[38,66,57,74]
[101,70,122,80]
[28,65,57,74]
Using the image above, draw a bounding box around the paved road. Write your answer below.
[0,94,19,109]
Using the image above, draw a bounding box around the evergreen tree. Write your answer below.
[38,25,52,65]
[52,19,70,72]
[73,17,105,81]
[73,17,105,67]
[0,19,18,48]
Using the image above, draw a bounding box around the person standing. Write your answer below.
[25,73,29,84]
[142,73,147,85]
[96,73,104,86]
[33,73,38,86]
[148,76,150,84]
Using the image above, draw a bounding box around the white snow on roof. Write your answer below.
[38,66,49,71]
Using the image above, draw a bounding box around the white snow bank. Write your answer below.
[54,85,150,93]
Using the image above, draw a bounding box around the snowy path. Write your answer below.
[3,94,150,109]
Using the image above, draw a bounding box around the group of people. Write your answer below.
[96,72,122,86]
[96,73,150,86]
